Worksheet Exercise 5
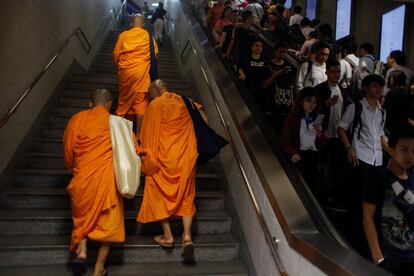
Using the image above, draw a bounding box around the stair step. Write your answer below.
[72,74,118,84]
[0,261,247,275]
[28,152,215,173]
[63,89,118,99]
[66,81,118,91]
[4,185,223,209]
[14,169,220,191]
[0,234,239,266]
[27,152,217,174]
[0,209,231,235]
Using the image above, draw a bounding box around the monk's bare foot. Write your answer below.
[76,239,87,260]
[154,235,174,248]
[92,267,107,276]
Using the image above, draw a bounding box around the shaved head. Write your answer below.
[89,89,113,110]
[131,15,145,28]
[149,79,167,100]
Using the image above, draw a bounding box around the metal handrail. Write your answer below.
[0,0,126,129]
[180,37,288,276]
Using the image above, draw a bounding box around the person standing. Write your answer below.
[63,89,125,276]
[113,15,158,136]
[362,129,414,275]
[289,5,303,26]
[137,80,207,262]
[296,41,330,90]
[151,2,168,46]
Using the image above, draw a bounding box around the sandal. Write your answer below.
[71,255,87,274]
[181,240,195,262]
[154,235,174,248]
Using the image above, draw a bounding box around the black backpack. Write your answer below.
[348,100,385,143]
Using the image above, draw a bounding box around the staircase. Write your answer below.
[0,30,249,275]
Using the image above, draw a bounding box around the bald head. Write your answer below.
[89,89,113,110]
[149,79,167,100]
[131,15,145,28]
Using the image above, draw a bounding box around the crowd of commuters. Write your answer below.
[196,0,414,274]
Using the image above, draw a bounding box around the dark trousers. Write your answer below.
[299,150,322,198]
[381,254,414,276]
[323,138,348,203]
[346,160,382,257]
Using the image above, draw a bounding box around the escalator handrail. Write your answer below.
[0,0,126,129]
[180,37,288,276]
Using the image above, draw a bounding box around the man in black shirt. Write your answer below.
[225,10,255,67]
[384,70,410,135]
[217,10,239,55]
[362,128,414,275]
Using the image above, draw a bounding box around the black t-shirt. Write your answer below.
[384,87,410,133]
[153,8,167,21]
[222,24,235,53]
[269,61,294,90]
[233,27,255,66]
[363,168,414,260]
[240,56,271,90]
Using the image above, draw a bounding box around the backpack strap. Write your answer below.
[351,101,363,141]
[303,61,313,86]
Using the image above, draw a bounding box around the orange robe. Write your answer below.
[137,92,198,223]
[63,106,125,251]
[113,27,159,117]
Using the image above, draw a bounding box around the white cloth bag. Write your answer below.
[109,115,141,199]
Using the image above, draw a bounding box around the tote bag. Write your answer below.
[181,96,229,165]
[109,115,141,199]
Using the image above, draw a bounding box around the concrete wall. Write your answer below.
[0,0,122,173]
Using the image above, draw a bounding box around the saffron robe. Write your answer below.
[113,27,159,116]
[63,106,125,251]
[137,92,199,222]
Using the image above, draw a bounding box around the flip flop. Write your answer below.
[70,256,87,274]
[181,240,195,262]
[153,235,174,248]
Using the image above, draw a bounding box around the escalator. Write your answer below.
[172,1,389,275]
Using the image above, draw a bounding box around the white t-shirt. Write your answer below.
[300,118,318,151]
[289,14,303,26]
[338,97,385,166]
[339,54,359,88]
[301,26,315,39]
[325,84,343,138]
[297,61,327,90]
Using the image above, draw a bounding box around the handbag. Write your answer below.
[274,82,293,113]
[147,30,158,81]
[109,115,141,199]
[181,96,229,166]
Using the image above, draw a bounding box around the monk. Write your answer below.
[137,80,207,261]
[63,89,125,276]
[113,14,159,135]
